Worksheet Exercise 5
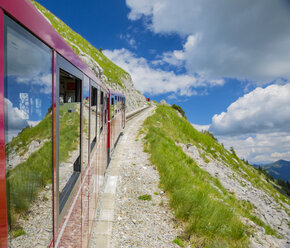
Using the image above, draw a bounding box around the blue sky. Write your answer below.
[35,0,290,164]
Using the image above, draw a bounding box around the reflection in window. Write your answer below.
[83,76,89,168]
[111,97,115,119]
[97,89,101,136]
[100,91,104,131]
[105,94,108,124]
[4,15,53,246]
[90,85,97,152]
[58,70,81,211]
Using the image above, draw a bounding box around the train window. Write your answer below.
[100,91,103,103]
[83,76,90,169]
[4,15,53,245]
[97,89,101,137]
[111,97,115,119]
[100,91,104,132]
[58,68,82,213]
[105,95,108,124]
[90,85,97,152]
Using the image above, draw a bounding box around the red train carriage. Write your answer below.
[108,90,126,160]
[0,0,125,247]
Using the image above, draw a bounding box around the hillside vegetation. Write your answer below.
[142,105,289,247]
[31,0,128,88]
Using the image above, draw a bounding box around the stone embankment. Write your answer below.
[89,107,181,248]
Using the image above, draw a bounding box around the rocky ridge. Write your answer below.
[181,143,290,248]
[32,1,147,112]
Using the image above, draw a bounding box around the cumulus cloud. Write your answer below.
[126,0,290,83]
[104,48,224,96]
[4,98,29,143]
[219,132,290,164]
[206,83,290,163]
[210,84,290,136]
[8,25,52,94]
[120,33,137,49]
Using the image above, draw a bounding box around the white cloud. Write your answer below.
[104,48,224,96]
[120,34,137,49]
[204,83,290,163]
[192,123,210,132]
[4,98,29,143]
[219,132,290,164]
[210,84,290,136]
[126,0,290,83]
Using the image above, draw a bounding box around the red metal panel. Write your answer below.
[107,93,111,151]
[81,172,89,248]
[0,9,8,248]
[52,50,57,248]
[57,185,82,248]
[0,0,108,92]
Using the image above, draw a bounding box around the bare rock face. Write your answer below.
[160,99,170,106]
[117,74,147,113]
[79,52,103,78]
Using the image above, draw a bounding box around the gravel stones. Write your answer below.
[93,107,181,248]
[111,126,181,246]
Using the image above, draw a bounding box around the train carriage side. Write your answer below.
[108,90,125,159]
[0,0,119,247]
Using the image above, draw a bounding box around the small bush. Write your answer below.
[173,238,185,247]
[171,104,186,118]
[138,194,152,201]
[11,226,26,238]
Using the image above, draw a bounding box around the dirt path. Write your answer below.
[89,106,181,248]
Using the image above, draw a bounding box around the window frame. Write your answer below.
[89,80,98,153]
[56,54,83,225]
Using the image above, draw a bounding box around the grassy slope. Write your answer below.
[142,105,289,247]
[31,0,128,88]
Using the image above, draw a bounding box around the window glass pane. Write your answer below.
[111,96,115,119]
[58,70,81,208]
[90,85,97,152]
[4,16,53,246]
[100,91,104,130]
[83,76,89,168]
[97,89,101,136]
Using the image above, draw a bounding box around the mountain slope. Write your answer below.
[264,160,290,181]
[31,0,146,112]
[142,105,290,248]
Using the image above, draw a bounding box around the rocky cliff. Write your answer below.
[31,0,147,112]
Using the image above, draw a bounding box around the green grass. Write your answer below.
[31,0,128,88]
[138,194,152,201]
[10,226,26,238]
[173,237,185,247]
[6,104,80,230]
[142,105,283,247]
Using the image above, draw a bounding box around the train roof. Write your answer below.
[0,0,108,91]
[109,89,125,97]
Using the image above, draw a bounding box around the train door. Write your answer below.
[55,54,82,247]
